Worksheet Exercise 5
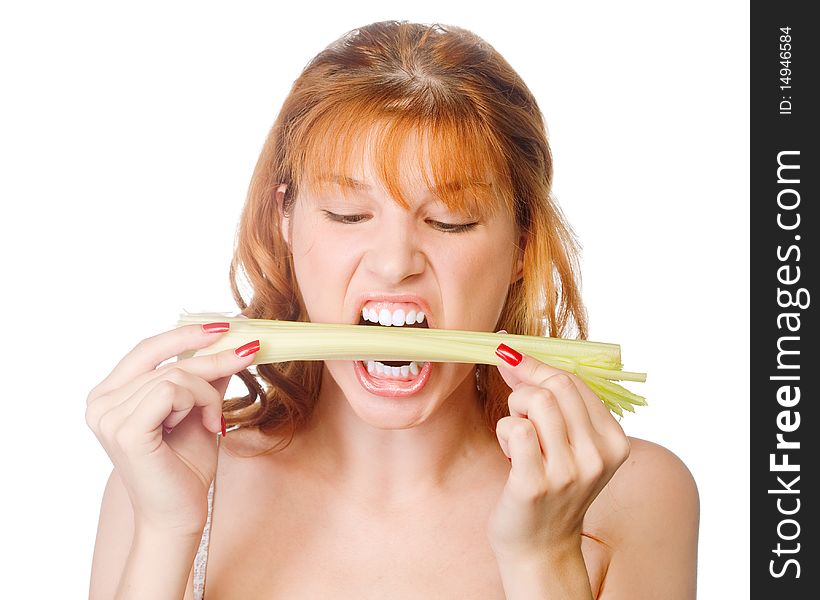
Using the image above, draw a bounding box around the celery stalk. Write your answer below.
[175,311,647,414]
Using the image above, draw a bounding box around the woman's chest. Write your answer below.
[199,446,610,598]
[209,527,509,599]
[202,490,609,599]
[203,480,509,598]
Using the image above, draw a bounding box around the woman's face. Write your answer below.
[278,148,523,428]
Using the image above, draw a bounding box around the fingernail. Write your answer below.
[163,425,174,435]
[496,329,508,334]
[234,339,261,358]
[220,415,227,437]
[495,343,522,366]
[202,322,231,333]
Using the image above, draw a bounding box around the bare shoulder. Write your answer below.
[595,437,700,542]
[585,437,700,598]
[615,436,699,497]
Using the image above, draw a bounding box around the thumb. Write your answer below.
[493,330,514,389]
[212,374,232,397]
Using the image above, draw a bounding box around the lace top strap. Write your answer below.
[193,475,216,598]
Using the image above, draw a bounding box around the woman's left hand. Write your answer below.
[487,341,631,563]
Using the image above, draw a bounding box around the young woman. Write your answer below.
[88,21,699,599]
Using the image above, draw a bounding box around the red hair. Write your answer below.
[223,20,587,454]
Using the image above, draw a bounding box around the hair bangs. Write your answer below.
[287,100,513,220]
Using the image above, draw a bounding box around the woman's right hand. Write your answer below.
[85,322,260,538]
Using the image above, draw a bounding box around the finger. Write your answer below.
[535,373,596,445]
[495,345,615,436]
[498,349,574,446]
[598,419,631,468]
[89,323,232,402]
[508,385,574,467]
[495,344,557,391]
[583,388,628,440]
[495,415,514,458]
[94,371,217,441]
[117,367,225,433]
[124,376,217,445]
[496,417,546,482]
[211,375,232,398]
[92,342,258,417]
[113,380,197,457]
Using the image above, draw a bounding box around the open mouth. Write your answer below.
[353,358,433,397]
[352,308,433,397]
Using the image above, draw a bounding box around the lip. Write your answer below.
[353,359,433,397]
[353,292,436,329]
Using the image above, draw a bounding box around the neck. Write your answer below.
[293,363,500,510]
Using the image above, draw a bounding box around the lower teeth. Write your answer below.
[366,360,423,380]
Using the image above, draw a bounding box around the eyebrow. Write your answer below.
[319,175,490,196]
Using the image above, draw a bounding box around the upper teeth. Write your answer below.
[361,304,426,327]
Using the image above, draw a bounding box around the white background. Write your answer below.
[0,1,749,596]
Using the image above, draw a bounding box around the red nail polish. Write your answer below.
[202,322,231,333]
[495,343,522,366]
[221,415,227,437]
[234,339,261,358]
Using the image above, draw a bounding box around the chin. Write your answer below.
[349,401,429,430]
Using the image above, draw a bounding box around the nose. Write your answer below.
[362,212,426,284]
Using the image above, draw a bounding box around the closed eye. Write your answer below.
[322,211,478,234]
[322,211,368,225]
[429,221,478,233]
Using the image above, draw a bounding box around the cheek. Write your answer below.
[291,222,354,320]
[436,239,511,324]
[450,236,507,284]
